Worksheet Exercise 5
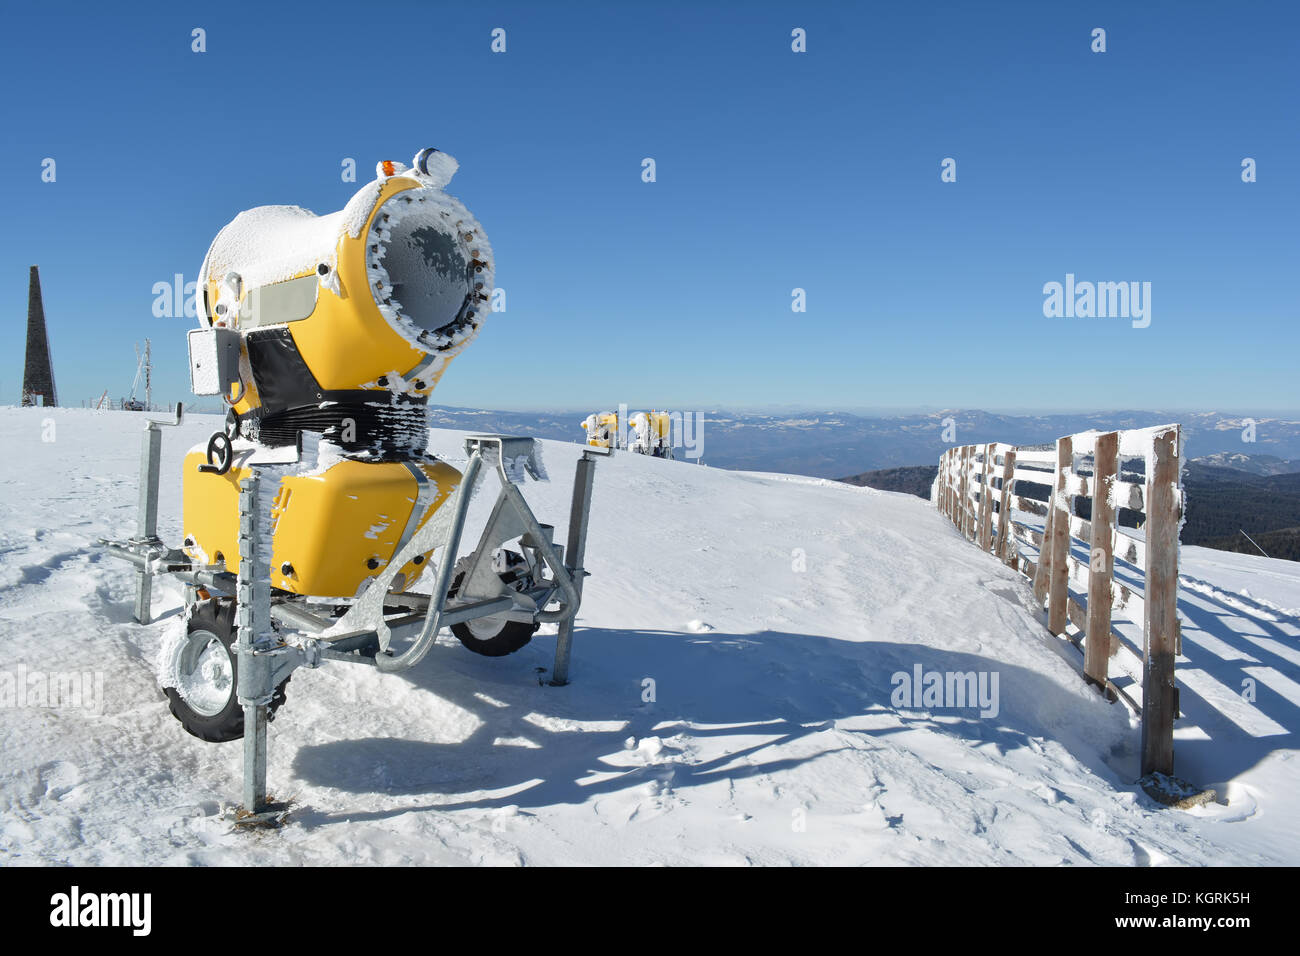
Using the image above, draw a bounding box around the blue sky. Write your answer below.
[2,1,1296,414]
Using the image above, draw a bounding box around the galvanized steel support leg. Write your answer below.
[133,421,162,624]
[551,451,599,686]
[243,704,268,812]
[235,473,274,816]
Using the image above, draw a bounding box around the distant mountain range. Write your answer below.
[1189,452,1300,476]
[422,406,1300,479]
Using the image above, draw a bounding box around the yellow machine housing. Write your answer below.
[182,451,461,597]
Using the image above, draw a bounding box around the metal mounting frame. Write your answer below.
[101,425,604,820]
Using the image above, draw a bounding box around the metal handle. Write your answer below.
[197,431,233,475]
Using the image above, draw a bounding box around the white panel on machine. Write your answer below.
[187,327,241,396]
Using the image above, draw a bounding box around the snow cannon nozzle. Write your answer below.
[194,146,493,418]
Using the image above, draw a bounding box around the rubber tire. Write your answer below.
[164,600,289,743]
[448,570,539,657]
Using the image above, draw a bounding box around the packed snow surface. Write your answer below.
[1,408,1297,865]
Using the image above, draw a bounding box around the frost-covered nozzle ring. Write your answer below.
[367,149,494,356]
[196,145,494,399]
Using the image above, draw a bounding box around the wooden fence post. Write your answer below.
[951,452,961,528]
[977,443,994,553]
[949,450,958,526]
[954,446,964,533]
[953,453,960,525]
[998,447,1016,565]
[937,451,945,516]
[951,452,958,525]
[1141,426,1181,777]
[1085,432,1118,690]
[956,447,967,538]
[1046,436,1072,635]
[1032,507,1053,606]
[939,451,948,520]
[942,451,952,522]
[967,448,978,540]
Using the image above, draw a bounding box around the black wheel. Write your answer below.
[162,600,289,742]
[447,562,539,658]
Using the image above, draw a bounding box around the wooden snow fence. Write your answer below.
[935,425,1183,778]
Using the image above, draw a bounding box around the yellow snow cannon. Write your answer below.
[102,147,607,779]
[182,149,492,599]
[581,411,620,449]
[628,411,674,459]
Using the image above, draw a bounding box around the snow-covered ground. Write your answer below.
[1,407,1296,865]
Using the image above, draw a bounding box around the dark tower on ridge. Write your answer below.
[22,265,57,407]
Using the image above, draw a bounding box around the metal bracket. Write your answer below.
[125,403,185,624]
[465,433,548,483]
[132,423,163,623]
[324,435,596,678]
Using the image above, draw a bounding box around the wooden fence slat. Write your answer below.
[1012,521,1043,548]
[1011,448,1057,464]
[1141,426,1181,777]
[1085,432,1118,688]
[1011,466,1058,486]
[1114,479,1145,511]
[1113,528,1145,567]
[1113,584,1146,629]
[1015,496,1049,517]
[1065,512,1093,543]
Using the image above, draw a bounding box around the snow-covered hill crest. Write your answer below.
[0,408,1296,865]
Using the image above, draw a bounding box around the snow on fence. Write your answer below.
[935,424,1183,778]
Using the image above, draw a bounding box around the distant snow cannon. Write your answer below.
[102,147,607,823]
[628,411,674,459]
[581,411,620,450]
[582,409,675,458]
